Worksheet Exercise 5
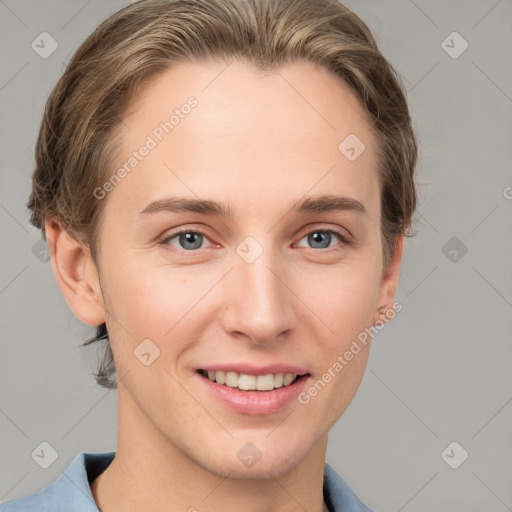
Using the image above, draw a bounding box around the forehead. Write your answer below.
[104,59,380,224]
[122,59,375,149]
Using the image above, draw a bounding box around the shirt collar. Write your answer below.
[323,462,373,512]
[2,451,372,512]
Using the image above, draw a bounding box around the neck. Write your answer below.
[91,385,330,512]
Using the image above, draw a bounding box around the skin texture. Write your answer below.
[45,59,404,512]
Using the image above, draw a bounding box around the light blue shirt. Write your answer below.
[1,451,373,511]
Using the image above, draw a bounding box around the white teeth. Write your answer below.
[283,373,295,386]
[203,370,299,390]
[238,374,256,390]
[225,371,238,388]
[256,374,274,391]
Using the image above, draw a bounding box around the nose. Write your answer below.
[220,243,295,346]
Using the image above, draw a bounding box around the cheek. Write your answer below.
[302,271,377,422]
[104,262,218,371]
[97,254,186,364]
[294,258,382,347]
[292,257,380,416]
[101,251,184,328]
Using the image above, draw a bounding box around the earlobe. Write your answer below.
[44,216,106,326]
[373,235,404,326]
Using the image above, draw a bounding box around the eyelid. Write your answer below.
[295,223,352,241]
[156,224,217,249]
[157,222,353,252]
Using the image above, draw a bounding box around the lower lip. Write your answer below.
[195,372,310,415]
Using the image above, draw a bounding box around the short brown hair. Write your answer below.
[28,0,418,389]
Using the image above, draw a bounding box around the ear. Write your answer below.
[372,235,404,326]
[44,216,106,326]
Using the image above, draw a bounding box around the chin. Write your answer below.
[196,440,311,480]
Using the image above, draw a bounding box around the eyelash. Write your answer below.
[157,225,352,254]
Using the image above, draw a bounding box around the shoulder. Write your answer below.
[1,453,370,511]
[0,451,115,512]
[323,462,373,512]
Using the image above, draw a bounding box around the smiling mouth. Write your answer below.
[198,369,310,391]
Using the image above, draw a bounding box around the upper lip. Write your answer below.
[198,363,310,376]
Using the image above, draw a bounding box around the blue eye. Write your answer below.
[295,229,348,250]
[164,230,211,251]
[159,227,350,254]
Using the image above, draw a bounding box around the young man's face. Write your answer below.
[57,59,402,478]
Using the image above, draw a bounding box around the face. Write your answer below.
[62,59,401,479]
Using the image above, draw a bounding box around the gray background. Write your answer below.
[1,1,511,511]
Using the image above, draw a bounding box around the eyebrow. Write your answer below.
[138,194,367,219]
